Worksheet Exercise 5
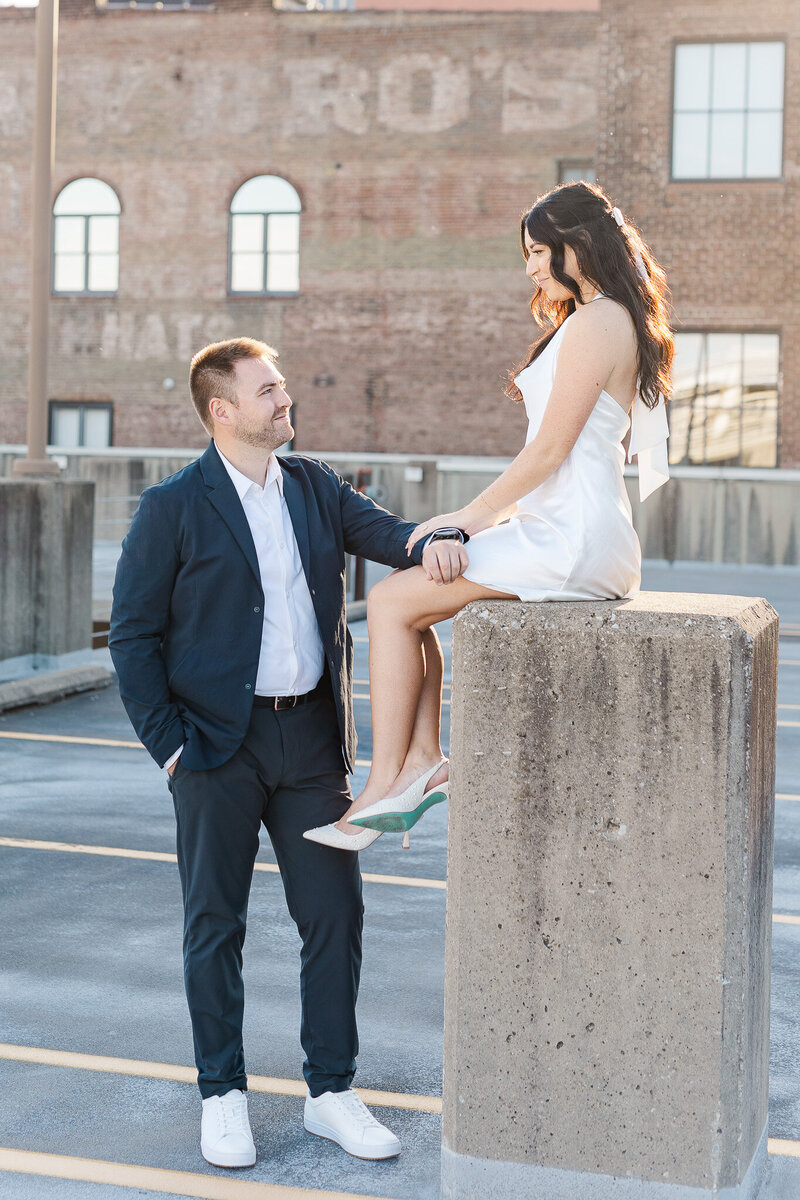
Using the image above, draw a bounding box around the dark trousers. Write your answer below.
[168,686,363,1100]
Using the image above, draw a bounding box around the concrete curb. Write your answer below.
[0,665,114,714]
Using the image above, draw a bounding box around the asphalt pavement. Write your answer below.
[0,560,799,1198]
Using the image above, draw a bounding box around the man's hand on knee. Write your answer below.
[422,540,469,585]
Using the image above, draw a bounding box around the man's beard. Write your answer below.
[232,412,293,450]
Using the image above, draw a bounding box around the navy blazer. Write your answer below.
[109,443,425,773]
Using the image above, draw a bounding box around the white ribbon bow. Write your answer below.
[628,390,670,502]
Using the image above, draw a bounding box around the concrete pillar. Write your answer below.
[0,479,94,678]
[443,594,778,1200]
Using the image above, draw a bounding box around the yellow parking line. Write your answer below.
[773,914,800,926]
[780,660,800,666]
[770,1137,800,1158]
[0,1137,797,1200]
[0,730,143,749]
[779,704,800,710]
[0,1146,390,1200]
[779,721,800,728]
[0,1043,441,1114]
[0,732,377,771]
[0,837,447,891]
[777,793,800,801]
[0,837,178,864]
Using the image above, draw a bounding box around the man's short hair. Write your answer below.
[189,337,278,434]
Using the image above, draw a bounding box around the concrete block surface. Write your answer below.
[443,593,778,1198]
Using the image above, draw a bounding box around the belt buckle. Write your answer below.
[274,695,298,711]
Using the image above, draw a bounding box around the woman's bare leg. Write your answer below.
[404,626,446,777]
[336,565,516,833]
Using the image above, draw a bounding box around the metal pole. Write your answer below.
[13,0,60,478]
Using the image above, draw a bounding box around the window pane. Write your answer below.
[670,333,708,466]
[54,254,86,292]
[743,333,780,388]
[82,407,112,449]
[674,44,711,112]
[740,403,778,467]
[711,43,746,110]
[53,177,120,216]
[706,334,742,394]
[709,111,744,177]
[266,254,299,293]
[88,254,119,292]
[748,42,784,110]
[560,163,596,185]
[705,334,743,465]
[51,407,81,447]
[54,216,85,254]
[231,175,301,215]
[672,333,706,397]
[666,397,692,464]
[231,214,264,253]
[231,252,265,292]
[745,112,782,178]
[703,408,740,466]
[672,112,709,178]
[267,213,300,254]
[88,215,119,254]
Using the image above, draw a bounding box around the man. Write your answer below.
[109,338,467,1168]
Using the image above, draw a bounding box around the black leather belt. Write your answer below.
[252,672,329,711]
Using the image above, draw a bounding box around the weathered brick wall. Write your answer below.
[599,0,800,467]
[5,1,795,464]
[0,3,597,453]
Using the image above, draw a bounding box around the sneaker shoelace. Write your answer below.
[218,1092,249,1137]
[333,1090,380,1129]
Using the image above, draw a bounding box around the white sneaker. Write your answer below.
[200,1089,256,1168]
[304,1089,401,1160]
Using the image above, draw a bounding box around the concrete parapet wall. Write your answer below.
[0,479,95,677]
[2,447,798,566]
[443,594,778,1198]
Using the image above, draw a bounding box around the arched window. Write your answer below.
[53,178,120,294]
[229,175,301,295]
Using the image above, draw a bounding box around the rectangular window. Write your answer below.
[559,161,597,186]
[229,211,300,296]
[672,42,784,180]
[53,213,119,295]
[669,332,779,467]
[49,402,113,449]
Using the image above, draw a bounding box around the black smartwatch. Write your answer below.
[422,527,470,552]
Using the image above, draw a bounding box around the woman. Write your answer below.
[304,181,673,851]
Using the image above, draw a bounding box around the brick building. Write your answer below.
[0,0,795,466]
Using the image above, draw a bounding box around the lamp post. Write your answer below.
[13,0,60,478]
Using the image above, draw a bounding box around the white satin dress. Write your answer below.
[462,295,668,602]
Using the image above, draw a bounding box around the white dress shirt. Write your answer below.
[216,446,325,696]
[163,446,325,770]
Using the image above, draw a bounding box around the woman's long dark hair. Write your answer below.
[509,181,673,410]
